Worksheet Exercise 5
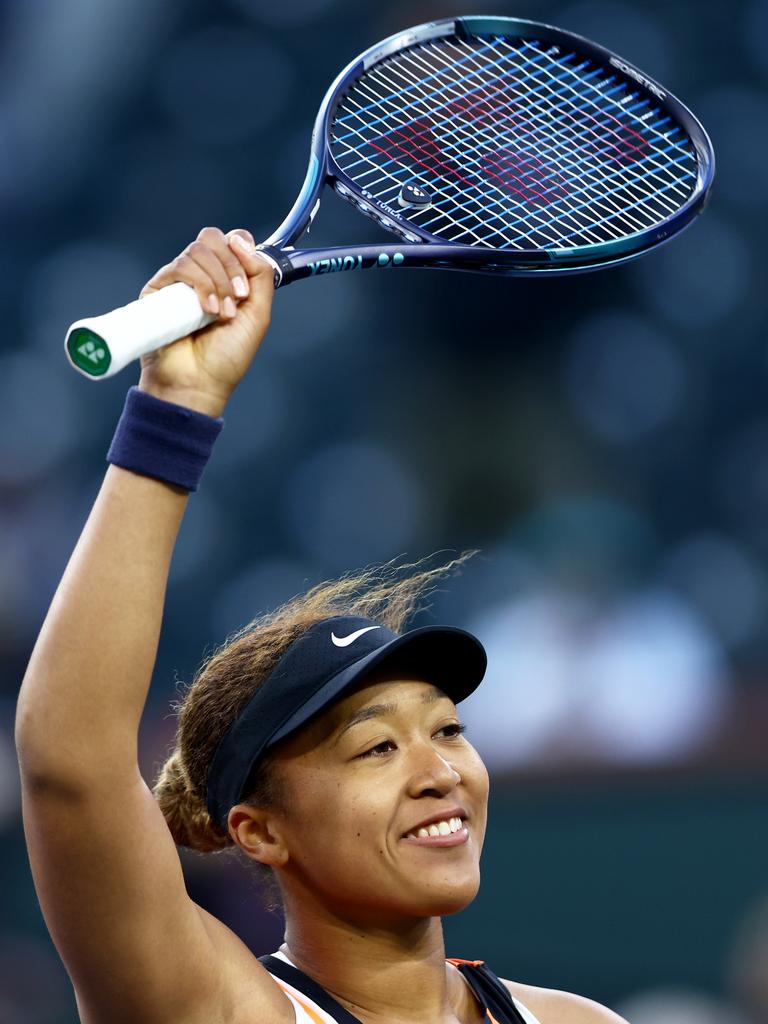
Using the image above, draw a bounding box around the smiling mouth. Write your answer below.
[401,816,469,846]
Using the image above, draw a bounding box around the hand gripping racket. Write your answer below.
[66,15,714,379]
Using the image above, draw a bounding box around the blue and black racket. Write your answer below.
[66,15,714,379]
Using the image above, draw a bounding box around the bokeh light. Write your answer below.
[282,439,425,568]
[0,355,78,486]
[156,25,294,144]
[697,86,768,208]
[715,418,768,550]
[268,272,364,356]
[630,214,751,331]
[3,3,767,1020]
[661,533,768,649]
[464,584,726,768]
[211,557,318,639]
[563,310,686,443]
[209,360,290,466]
[576,589,727,762]
[617,988,748,1024]
[743,0,768,82]
[227,0,342,28]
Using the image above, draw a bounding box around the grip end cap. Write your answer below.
[66,327,113,378]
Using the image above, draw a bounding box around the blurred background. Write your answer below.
[1,0,767,1021]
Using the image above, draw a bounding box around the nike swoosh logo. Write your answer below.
[331,626,381,647]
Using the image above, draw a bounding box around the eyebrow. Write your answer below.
[335,686,448,742]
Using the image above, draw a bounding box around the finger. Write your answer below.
[227,228,256,250]
[220,243,275,327]
[227,231,277,280]
[196,226,250,310]
[140,253,227,317]
[183,240,242,318]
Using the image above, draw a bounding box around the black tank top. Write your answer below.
[260,953,528,1024]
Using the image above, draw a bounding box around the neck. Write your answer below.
[279,894,471,1023]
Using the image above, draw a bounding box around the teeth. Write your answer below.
[406,817,465,839]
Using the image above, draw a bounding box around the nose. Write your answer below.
[406,741,461,799]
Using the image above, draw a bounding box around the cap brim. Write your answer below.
[268,625,486,747]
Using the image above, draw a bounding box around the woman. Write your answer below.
[16,227,629,1024]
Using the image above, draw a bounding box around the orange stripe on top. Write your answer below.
[271,978,328,1024]
[446,958,501,1024]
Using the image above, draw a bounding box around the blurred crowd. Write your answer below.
[1,0,766,1020]
[616,892,768,1024]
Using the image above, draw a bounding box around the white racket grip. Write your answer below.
[65,282,216,379]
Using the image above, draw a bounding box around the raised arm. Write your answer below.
[14,229,286,1024]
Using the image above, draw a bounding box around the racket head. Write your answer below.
[267,16,714,275]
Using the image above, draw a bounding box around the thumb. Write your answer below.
[227,232,280,289]
[232,253,275,335]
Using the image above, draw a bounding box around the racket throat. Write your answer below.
[259,244,411,287]
[254,246,292,289]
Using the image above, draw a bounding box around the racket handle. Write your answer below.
[64,282,216,380]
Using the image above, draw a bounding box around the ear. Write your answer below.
[228,804,289,867]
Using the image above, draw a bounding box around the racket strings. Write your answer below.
[330,34,698,250]
[346,38,696,249]
[432,44,667,236]
[333,48,573,248]
[493,41,693,234]
[353,36,693,191]
[335,39,549,247]
[336,39,524,247]
[368,48,574,237]
[367,42,664,246]
[435,40,686,245]
[336,52,605,249]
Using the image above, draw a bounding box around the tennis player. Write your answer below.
[16,228,630,1024]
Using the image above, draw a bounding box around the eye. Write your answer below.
[437,722,467,739]
[358,739,396,759]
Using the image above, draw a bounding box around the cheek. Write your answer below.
[283,769,388,855]
[289,770,343,831]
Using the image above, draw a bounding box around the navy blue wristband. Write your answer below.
[107,386,224,492]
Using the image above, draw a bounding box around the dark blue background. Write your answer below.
[2,2,767,1022]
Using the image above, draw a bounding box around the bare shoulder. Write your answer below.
[502,979,630,1024]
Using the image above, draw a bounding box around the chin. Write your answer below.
[410,872,481,918]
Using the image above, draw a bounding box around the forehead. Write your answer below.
[274,677,455,760]
[328,675,452,726]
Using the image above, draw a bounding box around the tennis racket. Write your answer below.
[66,14,714,379]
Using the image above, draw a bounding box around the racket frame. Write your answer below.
[64,15,715,379]
[259,15,715,287]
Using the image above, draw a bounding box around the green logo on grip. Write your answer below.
[68,328,111,376]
